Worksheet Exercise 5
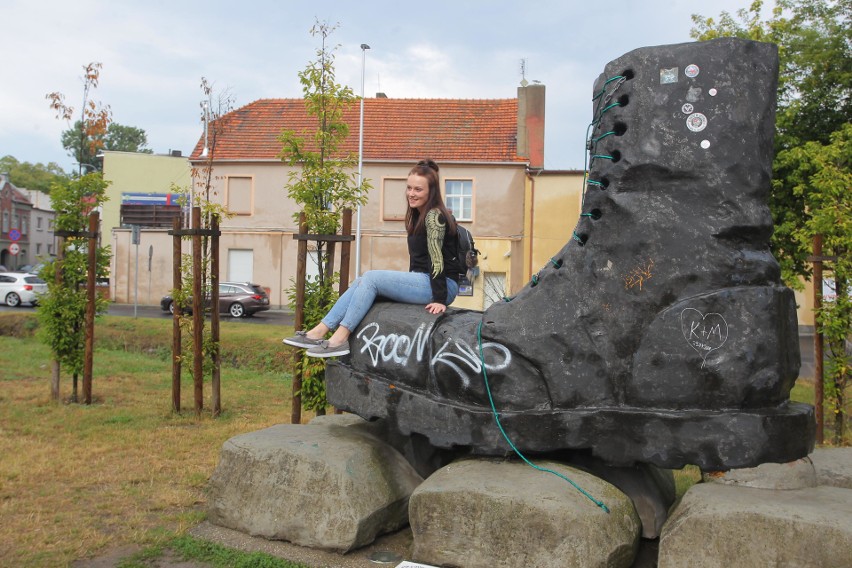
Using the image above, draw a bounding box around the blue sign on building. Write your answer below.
[121,193,175,205]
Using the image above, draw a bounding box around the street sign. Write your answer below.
[8,229,21,241]
[9,243,20,255]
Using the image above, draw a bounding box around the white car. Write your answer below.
[0,272,47,307]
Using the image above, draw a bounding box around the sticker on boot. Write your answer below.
[660,67,678,84]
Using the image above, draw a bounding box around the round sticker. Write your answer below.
[709,88,718,96]
[685,64,700,78]
[682,103,694,114]
[686,113,708,132]
[700,140,711,149]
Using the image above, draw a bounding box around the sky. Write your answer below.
[1,0,763,173]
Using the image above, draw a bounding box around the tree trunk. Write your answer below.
[51,360,60,401]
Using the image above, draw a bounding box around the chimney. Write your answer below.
[517,84,545,169]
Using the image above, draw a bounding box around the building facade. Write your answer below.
[0,173,34,270]
[110,86,549,310]
[23,189,57,266]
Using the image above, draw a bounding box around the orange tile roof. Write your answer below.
[190,98,525,163]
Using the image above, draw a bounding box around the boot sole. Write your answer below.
[327,362,815,471]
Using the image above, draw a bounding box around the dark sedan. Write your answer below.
[160,281,270,318]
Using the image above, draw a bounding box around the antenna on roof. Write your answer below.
[520,59,529,87]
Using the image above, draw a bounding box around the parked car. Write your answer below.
[0,272,48,307]
[160,281,270,318]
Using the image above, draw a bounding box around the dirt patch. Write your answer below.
[71,544,214,568]
[70,524,414,568]
[189,522,414,568]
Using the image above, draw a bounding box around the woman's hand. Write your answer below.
[425,302,447,315]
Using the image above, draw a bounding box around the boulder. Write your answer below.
[811,447,852,489]
[207,417,422,552]
[658,483,852,567]
[701,456,817,490]
[409,458,639,568]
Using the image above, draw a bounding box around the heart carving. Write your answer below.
[680,308,729,368]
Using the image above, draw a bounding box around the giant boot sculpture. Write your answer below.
[327,37,815,470]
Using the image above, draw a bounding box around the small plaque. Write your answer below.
[700,140,711,149]
[682,103,694,114]
[709,88,718,96]
[685,64,700,77]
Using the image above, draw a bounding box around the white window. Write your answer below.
[37,217,43,230]
[21,216,27,235]
[2,212,8,232]
[445,179,473,221]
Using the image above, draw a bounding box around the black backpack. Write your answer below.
[456,224,479,280]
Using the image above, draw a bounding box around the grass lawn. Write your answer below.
[0,313,303,567]
[0,312,839,567]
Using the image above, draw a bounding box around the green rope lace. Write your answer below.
[476,321,610,513]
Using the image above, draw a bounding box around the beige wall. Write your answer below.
[523,170,585,280]
[794,280,816,328]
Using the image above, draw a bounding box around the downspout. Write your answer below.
[527,169,536,279]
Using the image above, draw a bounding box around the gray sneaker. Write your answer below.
[306,340,350,358]
[282,331,324,349]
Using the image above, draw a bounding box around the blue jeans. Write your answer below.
[322,270,459,331]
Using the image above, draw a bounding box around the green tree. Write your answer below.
[778,124,852,443]
[60,121,153,170]
[37,173,111,403]
[692,0,852,444]
[0,155,69,193]
[279,21,370,412]
[42,61,114,404]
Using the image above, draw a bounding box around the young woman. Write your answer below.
[283,159,462,357]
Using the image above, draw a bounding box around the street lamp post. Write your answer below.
[355,43,370,279]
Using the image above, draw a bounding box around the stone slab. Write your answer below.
[206,417,423,552]
[811,447,852,489]
[409,458,640,568]
[659,483,852,567]
[702,456,817,489]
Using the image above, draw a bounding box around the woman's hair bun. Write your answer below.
[416,159,439,173]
